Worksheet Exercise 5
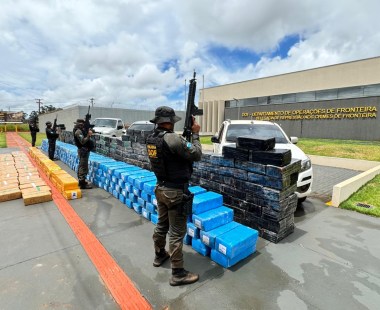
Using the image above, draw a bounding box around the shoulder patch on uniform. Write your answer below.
[186,142,192,149]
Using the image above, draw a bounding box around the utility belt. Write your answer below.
[157,180,189,191]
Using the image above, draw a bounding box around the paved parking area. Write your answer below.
[309,165,361,202]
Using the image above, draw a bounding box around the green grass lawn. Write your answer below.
[0,133,6,148]
[200,135,213,145]
[296,138,380,162]
[18,132,47,146]
[340,175,380,217]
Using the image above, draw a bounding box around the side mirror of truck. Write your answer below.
[117,125,123,130]
[290,136,298,144]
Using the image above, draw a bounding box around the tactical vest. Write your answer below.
[146,130,192,184]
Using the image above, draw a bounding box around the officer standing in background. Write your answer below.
[146,106,202,286]
[73,119,93,189]
[29,117,39,147]
[45,121,59,160]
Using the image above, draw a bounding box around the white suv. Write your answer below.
[211,120,313,203]
[91,118,125,137]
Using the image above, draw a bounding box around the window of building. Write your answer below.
[258,96,268,105]
[338,86,363,99]
[363,84,380,96]
[316,89,338,100]
[282,93,296,103]
[296,91,315,102]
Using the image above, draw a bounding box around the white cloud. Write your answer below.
[0,0,380,115]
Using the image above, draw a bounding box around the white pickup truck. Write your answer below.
[91,118,125,137]
[211,119,313,203]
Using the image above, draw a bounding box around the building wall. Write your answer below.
[38,106,186,132]
[198,57,380,139]
[225,96,380,140]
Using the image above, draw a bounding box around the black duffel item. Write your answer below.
[250,149,292,167]
[236,136,275,151]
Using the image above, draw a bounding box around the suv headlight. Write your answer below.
[300,158,312,172]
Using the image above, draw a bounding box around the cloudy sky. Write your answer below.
[1,0,380,116]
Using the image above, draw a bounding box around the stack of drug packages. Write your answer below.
[91,153,259,269]
[15,151,52,205]
[29,147,81,200]
[44,141,259,268]
[223,136,300,243]
[0,153,22,202]
[0,151,52,205]
[185,190,258,268]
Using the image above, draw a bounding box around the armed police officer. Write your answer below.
[73,119,93,189]
[146,106,202,286]
[45,121,59,160]
[29,117,39,147]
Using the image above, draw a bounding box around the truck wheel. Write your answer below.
[297,197,307,204]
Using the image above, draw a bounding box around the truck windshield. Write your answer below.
[226,124,289,144]
[93,119,117,128]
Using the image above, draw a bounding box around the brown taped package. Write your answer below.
[23,192,52,206]
[0,188,22,202]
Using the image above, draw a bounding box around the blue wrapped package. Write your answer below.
[143,180,157,194]
[192,238,211,257]
[120,169,143,182]
[127,171,154,185]
[133,187,141,197]
[192,206,234,232]
[134,176,157,190]
[133,203,142,214]
[145,202,157,214]
[150,213,158,225]
[200,221,240,248]
[125,198,133,208]
[187,222,200,239]
[192,191,223,214]
[142,208,150,220]
[215,225,258,259]
[137,197,146,207]
[183,233,192,245]
[118,194,126,204]
[108,163,130,175]
[189,186,207,196]
[113,165,139,178]
[210,246,255,268]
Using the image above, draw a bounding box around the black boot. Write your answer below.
[170,268,199,286]
[79,180,93,189]
[153,249,170,267]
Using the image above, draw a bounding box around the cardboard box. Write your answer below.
[57,177,79,190]
[23,192,52,206]
[19,180,48,190]
[63,189,82,200]
[0,188,22,202]
[0,179,19,187]
[21,186,51,196]
[18,176,43,185]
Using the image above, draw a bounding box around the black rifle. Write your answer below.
[84,106,95,150]
[53,115,58,131]
[84,106,95,135]
[183,71,203,141]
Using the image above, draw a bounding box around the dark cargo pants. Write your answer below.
[77,148,90,182]
[48,140,56,160]
[153,186,187,269]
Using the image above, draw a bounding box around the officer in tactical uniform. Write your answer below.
[146,106,202,286]
[45,121,59,160]
[29,117,39,147]
[73,119,93,189]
